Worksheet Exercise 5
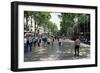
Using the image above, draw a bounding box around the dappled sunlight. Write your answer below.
[24,11,90,62]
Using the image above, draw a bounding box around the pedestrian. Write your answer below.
[28,35,33,52]
[33,36,38,47]
[59,38,62,46]
[33,38,37,47]
[51,36,54,46]
[26,36,29,52]
[53,38,54,42]
[24,36,27,52]
[37,37,41,47]
[42,35,47,46]
[74,36,80,56]
[47,38,51,45]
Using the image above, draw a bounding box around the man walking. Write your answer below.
[75,36,80,56]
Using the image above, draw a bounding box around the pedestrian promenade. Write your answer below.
[24,39,90,62]
[63,39,90,47]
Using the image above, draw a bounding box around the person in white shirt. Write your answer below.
[28,35,33,52]
[24,38,27,44]
[24,37,27,52]
[59,38,62,46]
[47,38,51,45]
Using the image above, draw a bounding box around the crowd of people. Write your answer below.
[24,33,63,53]
[24,32,81,56]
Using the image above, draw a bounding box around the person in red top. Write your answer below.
[74,36,80,56]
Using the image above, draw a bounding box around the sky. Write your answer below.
[50,13,61,30]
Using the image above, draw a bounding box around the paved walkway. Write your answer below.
[63,39,90,47]
[24,39,90,62]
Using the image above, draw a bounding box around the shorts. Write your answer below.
[75,45,80,49]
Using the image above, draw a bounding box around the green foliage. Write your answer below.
[24,11,90,39]
[78,14,90,33]
[24,11,58,34]
[59,13,90,36]
[59,13,76,33]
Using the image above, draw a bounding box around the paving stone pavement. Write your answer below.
[24,39,90,62]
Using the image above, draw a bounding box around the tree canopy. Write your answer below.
[59,13,90,38]
[24,11,58,35]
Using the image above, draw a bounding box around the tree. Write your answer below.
[47,21,58,34]
[32,12,51,34]
[24,11,29,31]
[59,13,90,40]
[59,13,77,34]
[24,11,33,31]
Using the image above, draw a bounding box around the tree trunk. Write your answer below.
[26,17,29,31]
[34,20,37,34]
[31,16,33,31]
